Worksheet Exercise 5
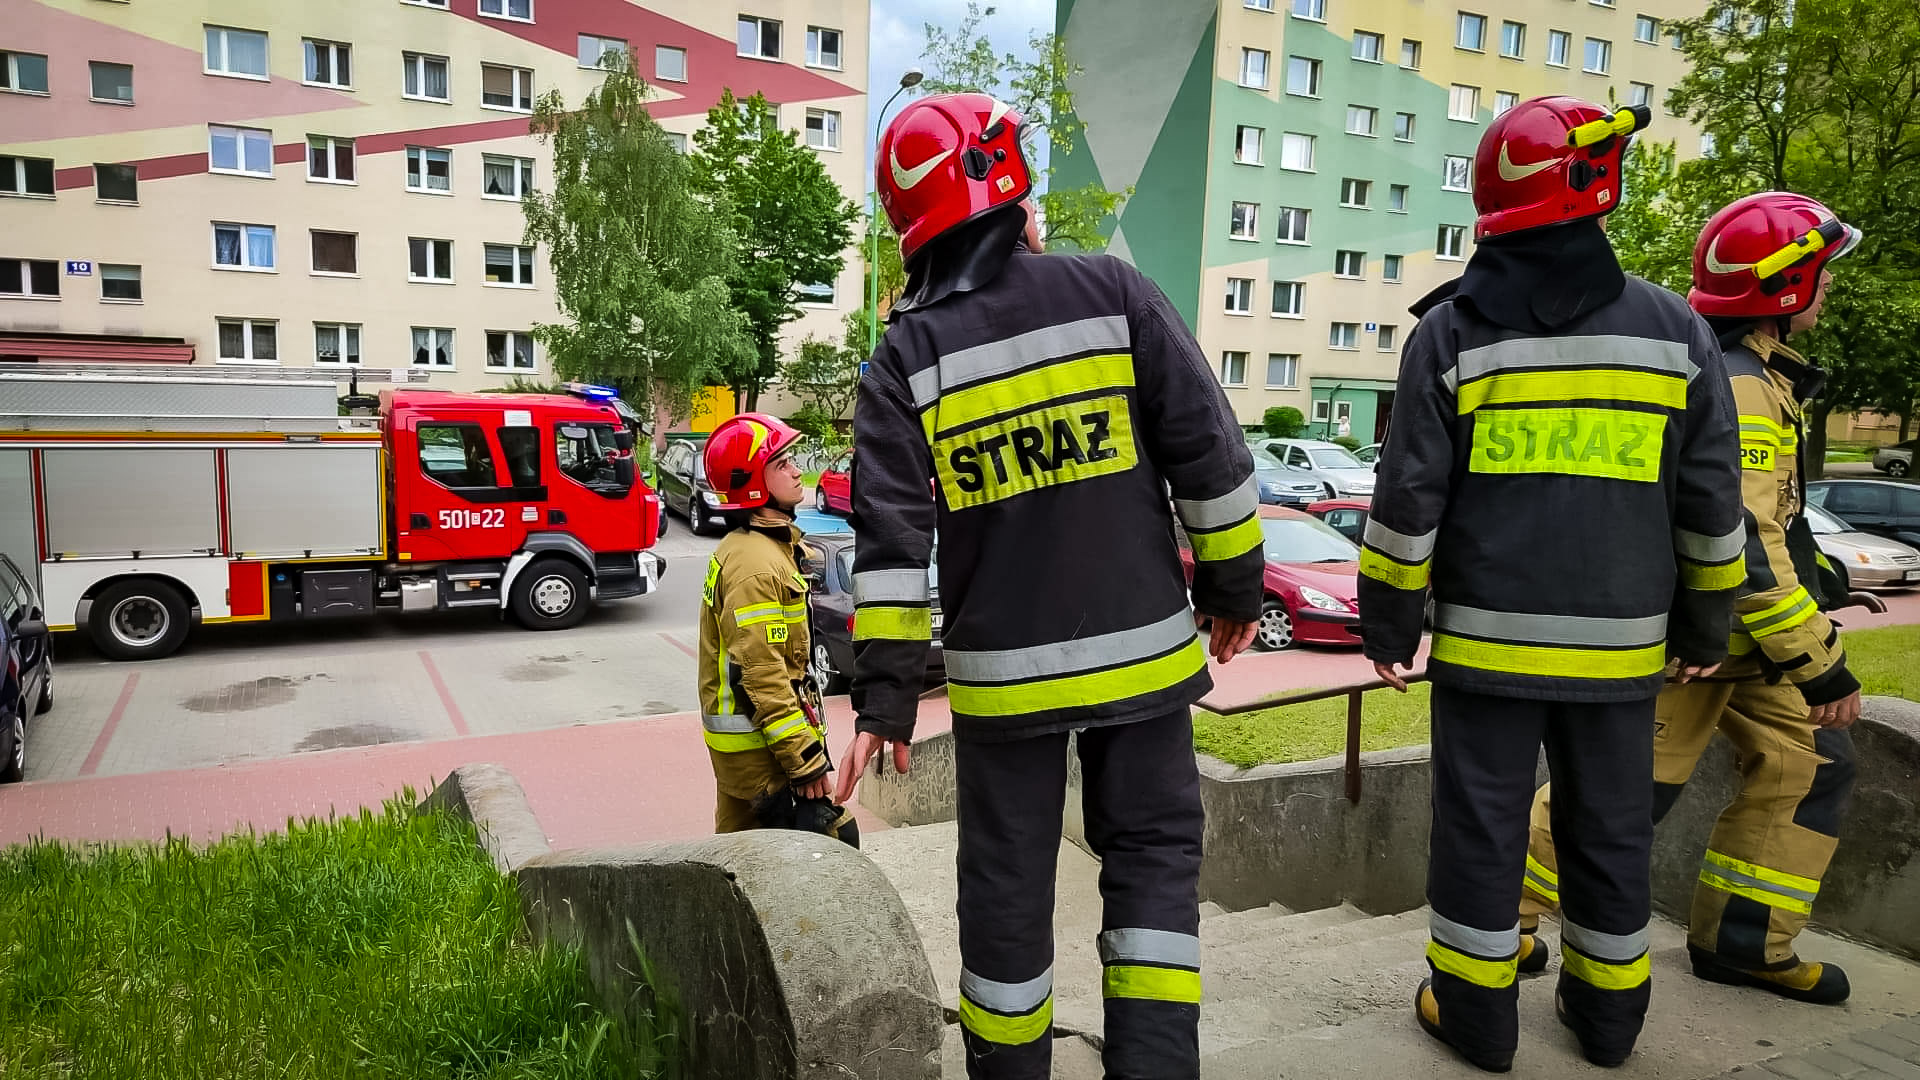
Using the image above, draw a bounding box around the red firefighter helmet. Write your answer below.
[877,92,1033,264]
[1472,96,1651,240]
[703,412,803,511]
[1688,192,1859,320]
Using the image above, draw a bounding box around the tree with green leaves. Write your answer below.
[785,311,868,426]
[690,90,860,410]
[917,2,1130,252]
[522,55,754,444]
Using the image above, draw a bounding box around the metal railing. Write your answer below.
[1204,674,1430,805]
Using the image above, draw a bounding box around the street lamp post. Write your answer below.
[869,68,924,356]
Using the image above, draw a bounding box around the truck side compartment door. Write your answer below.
[400,420,540,562]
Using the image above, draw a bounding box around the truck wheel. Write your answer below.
[510,558,591,631]
[0,705,23,784]
[89,579,191,661]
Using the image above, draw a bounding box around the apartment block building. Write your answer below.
[1056,0,1706,438]
[0,0,867,393]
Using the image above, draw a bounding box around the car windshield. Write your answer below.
[1260,516,1361,564]
[1803,503,1848,535]
[1252,457,1287,476]
[1310,448,1364,469]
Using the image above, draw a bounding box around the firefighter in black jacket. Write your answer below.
[833,92,1264,1080]
[1359,96,1743,1072]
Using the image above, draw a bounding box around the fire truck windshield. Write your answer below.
[556,422,631,494]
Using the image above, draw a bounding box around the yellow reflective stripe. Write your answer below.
[922,352,1135,440]
[762,712,811,743]
[1103,965,1202,1004]
[949,637,1206,718]
[1190,516,1261,562]
[1468,407,1667,483]
[1430,634,1666,679]
[1456,369,1687,414]
[1527,855,1559,888]
[704,729,768,753]
[1360,548,1431,591]
[1681,556,1746,591]
[1744,587,1815,638]
[1704,850,1821,895]
[1698,872,1814,915]
[957,996,1053,1046]
[1727,631,1758,655]
[1426,941,1517,989]
[735,603,784,627]
[1562,946,1651,991]
[853,605,933,641]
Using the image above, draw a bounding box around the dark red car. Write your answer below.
[1177,505,1362,651]
[815,448,854,515]
[1306,497,1371,544]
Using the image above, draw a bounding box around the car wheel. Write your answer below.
[657,502,670,537]
[1324,483,1338,499]
[1890,459,1911,478]
[510,558,592,631]
[690,498,710,535]
[0,707,22,784]
[1254,599,1295,651]
[35,656,52,716]
[815,485,830,513]
[89,578,191,661]
[811,641,848,694]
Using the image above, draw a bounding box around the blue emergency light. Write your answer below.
[563,382,622,401]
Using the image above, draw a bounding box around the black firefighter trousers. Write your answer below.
[1428,686,1656,1065]
[953,708,1204,1080]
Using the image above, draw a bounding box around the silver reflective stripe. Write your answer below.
[912,315,1133,408]
[1675,525,1746,563]
[1700,858,1818,902]
[853,568,930,605]
[1098,928,1201,968]
[944,608,1197,683]
[1456,334,1698,384]
[701,713,756,734]
[959,966,1053,1013]
[1433,604,1668,647]
[1362,519,1437,564]
[1174,474,1258,531]
[1441,365,1461,395]
[1430,910,1520,958]
[1561,919,1650,963]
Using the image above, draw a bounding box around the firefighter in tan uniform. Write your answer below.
[697,412,856,846]
[1522,192,1863,1004]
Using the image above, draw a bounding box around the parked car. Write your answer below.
[1253,454,1328,507]
[1255,439,1377,498]
[1803,502,1920,590]
[1354,443,1382,466]
[1806,479,1920,550]
[1176,506,1361,651]
[654,438,724,534]
[816,448,854,514]
[1306,497,1372,544]
[1,554,54,784]
[1871,439,1915,478]
[797,530,945,692]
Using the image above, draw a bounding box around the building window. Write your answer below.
[483,155,535,199]
[1500,21,1525,59]
[89,61,133,103]
[213,223,276,270]
[1277,206,1310,244]
[412,327,455,368]
[0,259,58,298]
[1267,354,1300,390]
[1547,30,1571,67]
[1312,399,1332,423]
[304,39,352,88]
[1457,13,1487,51]
[210,125,274,177]
[1671,29,1686,49]
[1243,49,1273,89]
[1280,132,1316,171]
[481,64,533,111]
[1443,155,1472,191]
[578,34,627,68]
[406,147,452,192]
[738,15,782,59]
[805,108,842,150]
[1,50,51,94]
[1494,91,1519,117]
[95,164,137,203]
[1220,352,1248,387]
[487,331,537,371]
[1224,277,1254,315]
[217,318,278,363]
[1230,201,1259,240]
[311,230,358,275]
[1701,133,1718,157]
[315,323,362,365]
[101,263,141,302]
[1247,0,1274,9]
[1592,0,1615,7]
[1584,38,1612,74]
[205,26,269,80]
[1292,0,1326,19]
[1235,125,1264,164]
[409,237,454,282]
[1272,281,1304,317]
[1635,15,1659,43]
[655,45,687,82]
[1346,106,1377,136]
[485,243,535,287]
[308,136,355,183]
[1388,184,1408,212]
[1383,254,1404,282]
[1449,85,1480,122]
[1393,112,1415,141]
[480,0,533,21]
[666,131,688,152]
[403,52,450,101]
[1283,55,1316,95]
[807,26,842,69]
[1353,31,1383,62]
[1630,82,1654,108]
[1329,323,1360,350]
[1,155,56,197]
[1334,251,1366,278]
[1340,178,1372,208]
[404,0,450,8]
[1437,224,1468,260]
[1400,39,1422,69]
[1378,324,1400,351]
[795,281,836,305]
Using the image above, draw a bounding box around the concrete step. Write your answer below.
[1203,902,1369,951]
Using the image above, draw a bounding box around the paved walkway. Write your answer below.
[1712,1016,1920,1080]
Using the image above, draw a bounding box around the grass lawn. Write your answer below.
[1825,451,1870,463]
[1194,625,1920,768]
[0,799,674,1080]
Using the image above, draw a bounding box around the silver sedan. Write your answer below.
[1807,502,1920,590]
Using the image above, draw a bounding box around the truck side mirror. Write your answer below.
[613,430,636,452]
[613,457,636,488]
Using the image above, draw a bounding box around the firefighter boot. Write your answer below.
[1416,979,1513,1074]
[1688,945,1851,1005]
[1517,920,1550,976]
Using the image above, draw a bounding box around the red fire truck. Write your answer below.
[0,366,664,661]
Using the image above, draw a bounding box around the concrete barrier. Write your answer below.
[420,763,552,873]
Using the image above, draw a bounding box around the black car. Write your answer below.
[654,439,724,535]
[1807,479,1920,549]
[797,531,944,693]
[1,554,54,784]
